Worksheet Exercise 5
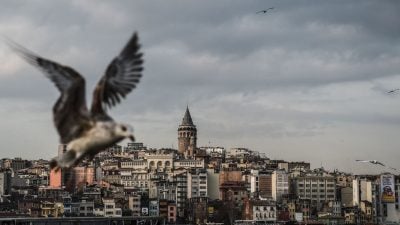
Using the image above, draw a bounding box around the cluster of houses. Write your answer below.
[0,108,398,225]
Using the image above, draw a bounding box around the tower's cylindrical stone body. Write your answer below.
[178,107,197,157]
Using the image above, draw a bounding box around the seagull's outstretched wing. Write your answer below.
[356,160,369,162]
[9,42,91,143]
[256,7,274,14]
[91,32,144,118]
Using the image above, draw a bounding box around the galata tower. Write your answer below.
[178,106,197,158]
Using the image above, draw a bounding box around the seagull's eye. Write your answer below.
[121,126,127,132]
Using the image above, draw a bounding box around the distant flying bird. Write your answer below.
[9,32,143,170]
[387,88,400,94]
[256,7,274,14]
[356,160,386,166]
[356,159,397,170]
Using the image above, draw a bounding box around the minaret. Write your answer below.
[178,106,197,158]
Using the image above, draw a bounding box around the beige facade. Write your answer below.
[40,201,64,217]
[145,152,173,172]
[219,169,242,185]
[295,175,336,207]
[128,195,141,216]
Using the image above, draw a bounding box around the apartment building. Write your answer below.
[103,198,122,217]
[250,170,272,198]
[145,152,174,173]
[120,170,149,189]
[252,200,277,222]
[128,195,141,216]
[272,169,289,202]
[187,169,208,198]
[294,174,336,208]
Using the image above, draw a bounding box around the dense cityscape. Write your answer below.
[0,107,398,225]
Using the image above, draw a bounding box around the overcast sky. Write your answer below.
[0,0,399,174]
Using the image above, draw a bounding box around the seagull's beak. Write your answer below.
[129,135,135,142]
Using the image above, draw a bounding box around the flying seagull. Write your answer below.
[256,7,274,14]
[387,88,400,94]
[355,160,397,170]
[356,160,385,166]
[9,32,143,170]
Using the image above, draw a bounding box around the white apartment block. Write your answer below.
[272,170,289,202]
[187,169,207,198]
[250,170,260,193]
[352,178,373,206]
[103,198,122,217]
[227,148,252,158]
[200,146,226,157]
[252,201,277,222]
[120,170,149,189]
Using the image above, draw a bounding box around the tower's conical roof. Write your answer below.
[181,106,194,126]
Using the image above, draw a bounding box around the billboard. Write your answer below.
[381,174,395,203]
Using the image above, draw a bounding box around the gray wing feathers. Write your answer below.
[91,32,143,116]
[10,43,91,143]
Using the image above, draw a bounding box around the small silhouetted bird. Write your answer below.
[387,88,400,94]
[9,32,144,171]
[256,7,274,14]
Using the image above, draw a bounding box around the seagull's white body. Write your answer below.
[61,121,127,167]
[10,33,143,170]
